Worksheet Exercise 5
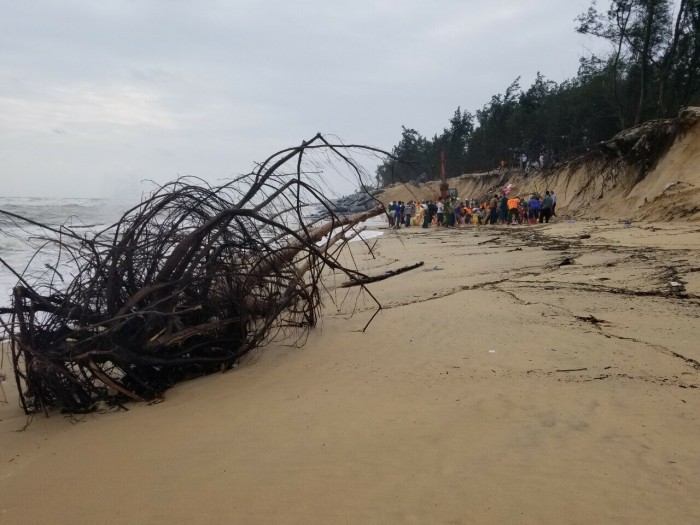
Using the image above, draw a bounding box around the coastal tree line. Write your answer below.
[376,0,700,187]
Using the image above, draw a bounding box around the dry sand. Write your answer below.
[1,218,699,524]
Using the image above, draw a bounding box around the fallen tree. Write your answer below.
[0,134,393,414]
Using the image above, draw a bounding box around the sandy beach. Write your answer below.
[1,218,699,524]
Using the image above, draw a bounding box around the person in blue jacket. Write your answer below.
[528,194,541,223]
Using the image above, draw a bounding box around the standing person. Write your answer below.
[551,191,557,216]
[507,195,520,224]
[489,194,498,225]
[396,201,404,229]
[454,201,463,226]
[436,200,444,226]
[387,201,395,228]
[539,153,545,169]
[499,194,508,224]
[425,201,437,228]
[540,191,553,223]
[447,199,458,228]
[528,194,541,224]
[499,159,506,174]
[415,200,424,227]
[422,201,432,228]
[464,205,473,225]
[404,201,413,227]
[481,202,491,224]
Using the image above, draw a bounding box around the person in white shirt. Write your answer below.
[436,200,444,226]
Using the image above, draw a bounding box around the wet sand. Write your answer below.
[1,220,699,524]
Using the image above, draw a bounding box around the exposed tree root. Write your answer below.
[0,135,399,414]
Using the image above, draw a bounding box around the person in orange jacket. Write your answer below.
[507,196,520,224]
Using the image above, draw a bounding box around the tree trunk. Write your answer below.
[657,0,688,116]
[635,0,658,125]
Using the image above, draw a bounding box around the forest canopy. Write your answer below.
[376,0,699,187]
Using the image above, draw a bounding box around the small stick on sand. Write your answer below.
[340,261,424,288]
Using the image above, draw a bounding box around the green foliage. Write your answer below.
[376,0,699,187]
[375,108,474,187]
[575,0,699,124]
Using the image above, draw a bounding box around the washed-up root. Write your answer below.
[0,135,394,414]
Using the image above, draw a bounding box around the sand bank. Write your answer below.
[1,220,699,524]
[381,108,700,223]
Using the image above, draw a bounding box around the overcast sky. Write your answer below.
[0,0,601,199]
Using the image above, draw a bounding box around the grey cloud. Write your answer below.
[0,0,601,198]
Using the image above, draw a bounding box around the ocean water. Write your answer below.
[0,197,384,307]
[0,196,130,305]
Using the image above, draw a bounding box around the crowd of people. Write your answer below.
[386,191,557,229]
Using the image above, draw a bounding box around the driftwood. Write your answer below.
[0,134,397,414]
[340,261,424,288]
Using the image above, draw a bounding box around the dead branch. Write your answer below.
[340,261,425,288]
